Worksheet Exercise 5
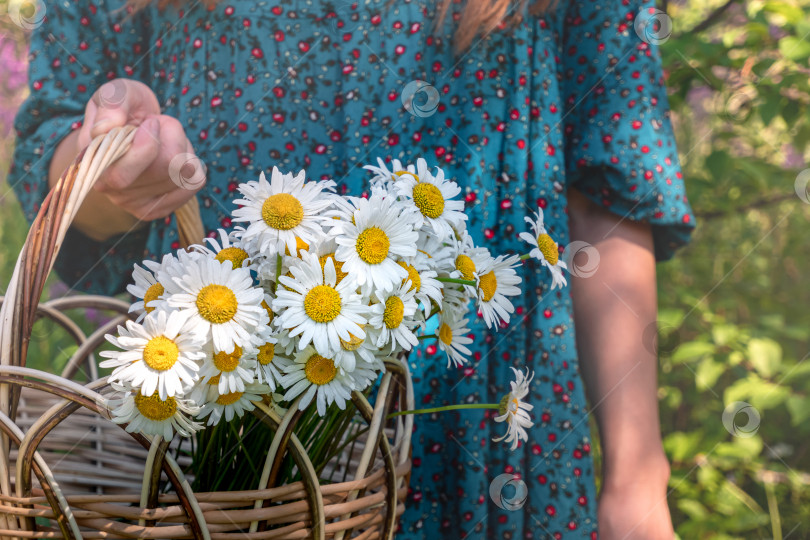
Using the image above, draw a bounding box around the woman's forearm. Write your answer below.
[48,129,141,241]
[567,188,670,488]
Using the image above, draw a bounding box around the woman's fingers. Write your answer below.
[95,113,204,222]
[77,79,163,148]
[112,181,198,222]
[134,185,199,222]
[88,79,133,137]
[90,79,162,137]
[95,117,161,194]
[151,115,204,192]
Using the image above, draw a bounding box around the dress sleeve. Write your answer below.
[8,0,152,294]
[557,0,696,261]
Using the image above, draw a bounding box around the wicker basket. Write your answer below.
[0,127,414,539]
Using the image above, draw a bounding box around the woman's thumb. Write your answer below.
[89,80,133,138]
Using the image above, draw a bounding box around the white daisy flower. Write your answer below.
[100,310,205,400]
[303,237,350,286]
[332,324,380,373]
[493,368,535,451]
[280,347,358,416]
[346,357,381,394]
[273,252,367,357]
[191,228,251,270]
[110,385,201,440]
[196,381,271,426]
[436,314,474,368]
[397,259,443,317]
[394,158,467,240]
[187,371,220,406]
[322,192,363,221]
[519,209,567,289]
[147,249,207,314]
[414,230,456,276]
[363,157,416,188]
[126,253,180,322]
[367,281,420,353]
[232,167,335,256]
[254,328,285,388]
[451,231,492,287]
[331,193,419,294]
[197,342,259,394]
[439,282,471,322]
[165,258,267,353]
[475,254,522,330]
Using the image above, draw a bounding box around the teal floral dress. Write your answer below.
[10,0,695,536]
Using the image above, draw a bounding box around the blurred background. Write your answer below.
[1,0,809,537]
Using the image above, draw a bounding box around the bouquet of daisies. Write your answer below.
[101,157,569,478]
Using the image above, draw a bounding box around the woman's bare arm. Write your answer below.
[567,187,674,540]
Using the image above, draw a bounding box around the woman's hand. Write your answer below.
[49,78,205,241]
[598,458,674,540]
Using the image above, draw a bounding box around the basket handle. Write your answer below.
[0,125,205,416]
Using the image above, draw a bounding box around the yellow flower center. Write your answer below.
[383,296,405,329]
[455,255,476,281]
[304,285,342,323]
[134,393,177,422]
[216,391,244,405]
[412,182,445,219]
[196,284,238,324]
[208,374,221,386]
[355,227,390,265]
[498,393,516,416]
[213,345,242,372]
[257,342,275,365]
[143,282,164,314]
[319,253,348,284]
[398,261,421,292]
[142,335,180,371]
[438,323,453,345]
[285,236,310,256]
[261,193,304,230]
[304,354,337,386]
[340,327,365,351]
[215,247,250,269]
[536,233,559,265]
[478,271,498,302]
[261,299,275,324]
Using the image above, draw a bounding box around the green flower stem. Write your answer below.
[388,403,499,419]
[271,253,283,294]
[418,334,437,341]
[519,253,532,261]
[437,277,476,286]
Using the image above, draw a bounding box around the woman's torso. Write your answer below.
[136,3,599,537]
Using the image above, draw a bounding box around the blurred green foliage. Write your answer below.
[1,0,810,537]
[654,0,810,537]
